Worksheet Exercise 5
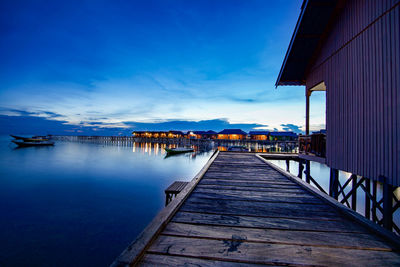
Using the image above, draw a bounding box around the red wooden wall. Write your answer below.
[306,0,400,186]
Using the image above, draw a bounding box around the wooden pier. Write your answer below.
[112,152,400,266]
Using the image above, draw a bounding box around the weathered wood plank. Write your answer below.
[194,187,316,199]
[171,211,369,233]
[139,254,265,267]
[196,184,307,193]
[162,222,393,251]
[147,236,400,266]
[198,179,300,188]
[202,174,294,182]
[189,190,323,204]
[181,197,339,219]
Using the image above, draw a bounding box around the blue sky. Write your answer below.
[0,0,326,135]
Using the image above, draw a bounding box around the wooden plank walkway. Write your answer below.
[112,152,400,266]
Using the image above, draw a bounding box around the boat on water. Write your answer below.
[10,135,54,147]
[165,147,194,155]
[10,135,50,142]
[12,140,55,147]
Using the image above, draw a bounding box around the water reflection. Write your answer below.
[0,136,213,267]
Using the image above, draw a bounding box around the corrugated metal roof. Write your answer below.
[275,0,338,86]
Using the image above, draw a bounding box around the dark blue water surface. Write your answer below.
[0,136,212,266]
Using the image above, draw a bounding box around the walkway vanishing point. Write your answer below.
[112,152,400,266]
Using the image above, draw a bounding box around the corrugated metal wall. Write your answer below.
[306,0,400,186]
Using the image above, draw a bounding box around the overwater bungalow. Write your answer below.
[150,131,168,138]
[249,131,270,140]
[269,131,297,141]
[132,131,147,138]
[217,129,247,140]
[186,131,205,139]
[168,130,184,138]
[276,0,400,231]
[203,130,217,139]
[132,131,168,138]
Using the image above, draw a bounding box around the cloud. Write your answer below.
[0,108,65,119]
[280,123,303,134]
[0,111,271,135]
[0,115,131,136]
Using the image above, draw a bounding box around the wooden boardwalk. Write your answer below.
[112,152,400,266]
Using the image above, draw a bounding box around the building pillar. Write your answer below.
[306,88,311,135]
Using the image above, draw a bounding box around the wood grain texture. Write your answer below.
[180,196,339,219]
[171,211,368,233]
[162,222,393,251]
[147,235,400,266]
[196,183,307,193]
[139,254,265,267]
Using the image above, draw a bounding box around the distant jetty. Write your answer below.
[52,130,300,153]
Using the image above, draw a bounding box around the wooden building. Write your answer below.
[168,130,184,138]
[217,129,247,140]
[276,0,400,230]
[203,130,218,139]
[249,131,270,140]
[186,131,206,139]
[276,0,400,187]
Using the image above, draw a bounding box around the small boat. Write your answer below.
[165,147,194,155]
[12,140,54,147]
[11,134,54,147]
[10,135,49,142]
[228,145,248,152]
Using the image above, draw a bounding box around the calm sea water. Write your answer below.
[0,136,212,266]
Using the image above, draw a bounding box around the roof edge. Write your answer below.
[275,0,309,88]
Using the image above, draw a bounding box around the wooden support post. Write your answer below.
[306,89,310,135]
[285,159,290,172]
[382,176,393,231]
[372,180,378,223]
[365,178,371,219]
[352,174,357,211]
[165,193,171,206]
[329,168,339,200]
[305,160,311,184]
[298,160,304,179]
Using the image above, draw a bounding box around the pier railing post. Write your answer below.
[381,176,394,231]
[352,174,357,211]
[298,160,304,179]
[305,160,311,184]
[365,178,371,219]
[329,168,339,200]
